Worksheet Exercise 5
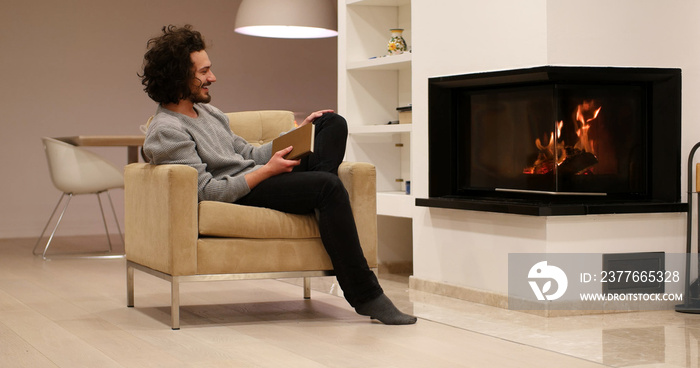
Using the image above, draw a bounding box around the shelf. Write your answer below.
[347,53,412,71]
[341,0,413,217]
[377,191,414,218]
[349,124,412,135]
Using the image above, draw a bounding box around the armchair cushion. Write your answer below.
[198,201,320,239]
[197,238,332,274]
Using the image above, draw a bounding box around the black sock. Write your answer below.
[355,294,417,325]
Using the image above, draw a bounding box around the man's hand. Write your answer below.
[298,109,334,127]
[244,146,300,189]
[265,146,300,175]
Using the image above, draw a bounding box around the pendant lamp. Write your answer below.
[235,0,338,39]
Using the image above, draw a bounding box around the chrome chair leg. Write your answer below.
[105,191,124,247]
[304,277,311,299]
[127,262,135,308]
[33,191,125,260]
[96,192,114,252]
[33,193,68,256]
[34,193,73,260]
[172,277,181,330]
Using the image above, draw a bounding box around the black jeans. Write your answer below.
[236,113,383,307]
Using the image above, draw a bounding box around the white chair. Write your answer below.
[33,137,125,260]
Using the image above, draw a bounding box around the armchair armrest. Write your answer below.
[338,161,378,268]
[124,163,198,276]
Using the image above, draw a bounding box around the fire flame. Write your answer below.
[574,101,601,155]
[524,101,601,175]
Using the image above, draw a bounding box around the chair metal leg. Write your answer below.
[34,193,73,260]
[171,277,181,330]
[33,193,68,256]
[33,191,125,260]
[95,192,114,252]
[105,191,124,247]
[127,263,135,308]
[304,277,311,299]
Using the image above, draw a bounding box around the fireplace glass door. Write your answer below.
[458,83,646,196]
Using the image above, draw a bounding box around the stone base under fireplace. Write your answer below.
[409,210,687,316]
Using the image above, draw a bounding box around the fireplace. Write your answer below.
[417,66,686,216]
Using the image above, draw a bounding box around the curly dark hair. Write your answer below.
[139,25,207,104]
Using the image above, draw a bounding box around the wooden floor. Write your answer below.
[2,236,697,367]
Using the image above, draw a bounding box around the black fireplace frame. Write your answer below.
[417,66,686,216]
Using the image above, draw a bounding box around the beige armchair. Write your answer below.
[125,110,377,329]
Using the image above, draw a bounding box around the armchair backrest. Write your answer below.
[144,110,295,146]
[226,110,295,146]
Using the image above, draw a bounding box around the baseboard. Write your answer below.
[408,276,623,317]
[378,261,413,276]
[408,276,508,309]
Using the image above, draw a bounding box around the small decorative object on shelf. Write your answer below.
[387,28,407,55]
[397,105,412,124]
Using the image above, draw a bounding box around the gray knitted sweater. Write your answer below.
[143,104,273,203]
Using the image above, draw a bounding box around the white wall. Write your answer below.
[411,0,699,294]
[0,0,337,238]
[545,0,700,185]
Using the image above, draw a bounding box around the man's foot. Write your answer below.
[355,294,417,325]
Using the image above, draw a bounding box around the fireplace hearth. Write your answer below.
[417,66,686,216]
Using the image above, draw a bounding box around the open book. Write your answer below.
[271,123,315,160]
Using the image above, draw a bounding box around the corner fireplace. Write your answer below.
[417,66,686,216]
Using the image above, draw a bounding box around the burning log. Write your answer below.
[558,149,598,175]
[525,149,598,175]
[523,101,601,175]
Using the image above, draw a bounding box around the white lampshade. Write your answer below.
[235,0,338,39]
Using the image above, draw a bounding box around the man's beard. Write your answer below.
[189,79,211,103]
[190,89,211,104]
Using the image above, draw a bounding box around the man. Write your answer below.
[139,24,416,325]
